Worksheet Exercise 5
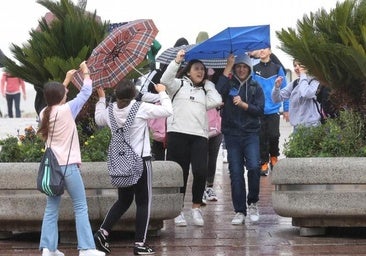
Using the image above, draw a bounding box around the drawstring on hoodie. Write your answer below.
[233,75,249,102]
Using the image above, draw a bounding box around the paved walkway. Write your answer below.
[1,118,366,255]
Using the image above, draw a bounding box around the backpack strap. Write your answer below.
[171,80,184,102]
[292,78,300,89]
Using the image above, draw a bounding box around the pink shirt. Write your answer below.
[1,73,26,96]
[40,78,92,165]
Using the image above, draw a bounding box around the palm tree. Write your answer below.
[276,0,366,115]
[2,0,107,114]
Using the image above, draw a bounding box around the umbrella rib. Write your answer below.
[133,67,157,86]
[228,28,233,54]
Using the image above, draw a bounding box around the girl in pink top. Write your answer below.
[37,61,105,256]
[0,72,26,117]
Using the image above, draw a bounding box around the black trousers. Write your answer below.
[100,158,152,243]
[166,132,208,205]
[259,113,280,164]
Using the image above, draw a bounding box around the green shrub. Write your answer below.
[283,110,366,157]
[0,130,44,162]
[80,127,111,162]
[0,125,111,162]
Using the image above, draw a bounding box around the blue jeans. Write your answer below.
[6,93,21,118]
[39,164,96,251]
[225,133,261,215]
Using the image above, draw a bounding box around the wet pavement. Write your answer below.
[1,119,366,255]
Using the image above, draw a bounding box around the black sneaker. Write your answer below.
[94,229,111,254]
[133,243,155,255]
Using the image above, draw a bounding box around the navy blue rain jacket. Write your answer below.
[216,75,264,136]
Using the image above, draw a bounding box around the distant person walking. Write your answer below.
[1,72,26,118]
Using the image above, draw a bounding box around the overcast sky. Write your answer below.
[1,0,343,71]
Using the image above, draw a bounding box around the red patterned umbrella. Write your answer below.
[73,19,158,89]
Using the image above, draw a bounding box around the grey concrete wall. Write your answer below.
[0,161,183,233]
[271,157,366,229]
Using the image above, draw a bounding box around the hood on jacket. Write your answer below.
[234,54,253,73]
[233,54,253,83]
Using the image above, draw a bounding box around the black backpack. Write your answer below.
[292,78,338,124]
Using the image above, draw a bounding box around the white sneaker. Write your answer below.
[42,248,65,256]
[248,203,259,222]
[174,212,187,227]
[191,208,204,226]
[79,249,106,256]
[205,187,218,201]
[231,212,245,225]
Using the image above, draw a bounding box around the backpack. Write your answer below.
[36,114,73,196]
[207,107,222,138]
[148,103,166,143]
[147,80,190,146]
[37,147,65,196]
[292,78,338,124]
[107,101,144,188]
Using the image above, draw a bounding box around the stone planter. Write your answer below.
[0,161,183,238]
[271,157,366,236]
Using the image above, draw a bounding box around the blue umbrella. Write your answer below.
[185,25,270,61]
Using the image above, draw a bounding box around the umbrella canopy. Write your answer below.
[185,25,270,61]
[73,19,158,89]
[156,45,227,69]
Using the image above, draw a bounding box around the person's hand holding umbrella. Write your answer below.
[175,49,185,65]
[96,86,105,99]
[79,60,90,80]
[63,61,90,88]
[63,69,77,87]
[154,83,167,93]
[223,54,235,77]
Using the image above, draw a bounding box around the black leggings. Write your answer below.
[166,132,208,205]
[100,159,152,243]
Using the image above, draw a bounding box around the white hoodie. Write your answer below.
[161,61,222,138]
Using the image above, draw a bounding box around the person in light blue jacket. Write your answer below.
[272,59,321,131]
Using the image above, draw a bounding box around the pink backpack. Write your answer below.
[148,116,166,143]
[207,108,222,138]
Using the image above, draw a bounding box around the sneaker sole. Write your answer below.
[175,222,187,227]
[134,251,156,255]
[231,221,245,225]
[193,221,204,226]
